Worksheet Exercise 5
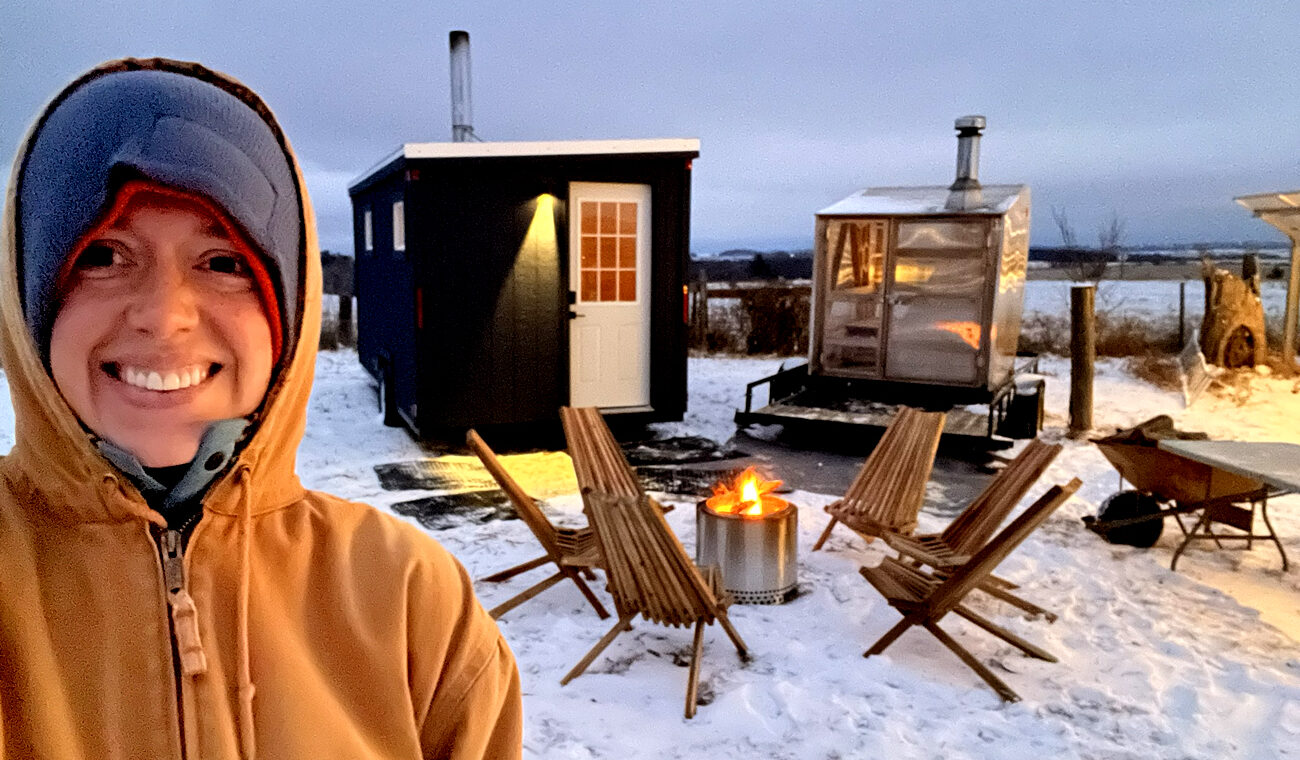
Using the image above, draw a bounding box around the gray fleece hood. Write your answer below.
[16,58,303,363]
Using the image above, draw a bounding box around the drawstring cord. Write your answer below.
[234,464,257,760]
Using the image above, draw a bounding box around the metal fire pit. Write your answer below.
[695,501,798,604]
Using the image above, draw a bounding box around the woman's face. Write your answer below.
[50,190,274,467]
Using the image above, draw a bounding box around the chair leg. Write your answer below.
[982,573,1021,591]
[481,554,550,583]
[924,621,1021,702]
[565,570,611,619]
[714,610,750,660]
[685,620,706,719]
[581,567,598,580]
[975,581,1058,623]
[561,613,635,685]
[488,571,566,620]
[953,605,1056,662]
[812,517,839,551]
[863,616,914,658]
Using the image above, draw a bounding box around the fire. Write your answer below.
[706,466,789,517]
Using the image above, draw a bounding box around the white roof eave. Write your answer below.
[349,138,701,190]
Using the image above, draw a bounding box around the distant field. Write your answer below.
[1025,277,1290,324]
[1029,259,1291,282]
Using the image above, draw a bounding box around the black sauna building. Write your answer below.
[348,138,699,437]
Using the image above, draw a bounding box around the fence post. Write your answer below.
[1178,281,1186,349]
[1069,284,1095,437]
[688,271,709,348]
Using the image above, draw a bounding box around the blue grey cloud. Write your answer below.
[4,1,1297,254]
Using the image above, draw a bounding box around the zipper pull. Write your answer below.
[163,529,208,676]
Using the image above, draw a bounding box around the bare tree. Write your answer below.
[1051,205,1078,249]
[1052,206,1106,281]
[1097,212,1127,280]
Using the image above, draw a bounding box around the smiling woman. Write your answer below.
[0,57,520,758]
[50,181,275,467]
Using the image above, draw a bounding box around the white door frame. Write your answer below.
[568,182,652,409]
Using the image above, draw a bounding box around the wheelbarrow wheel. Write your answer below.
[1095,490,1163,548]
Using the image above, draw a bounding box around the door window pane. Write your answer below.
[576,200,639,303]
[829,219,887,292]
[618,203,637,234]
[896,220,986,249]
[599,271,618,301]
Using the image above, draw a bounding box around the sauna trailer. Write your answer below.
[348,139,699,437]
[737,117,1043,444]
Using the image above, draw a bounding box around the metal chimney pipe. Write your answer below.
[946,115,986,210]
[450,30,474,142]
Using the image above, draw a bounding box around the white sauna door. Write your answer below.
[568,182,652,408]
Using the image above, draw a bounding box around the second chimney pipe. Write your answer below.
[450,30,473,142]
[950,115,985,190]
[946,115,985,211]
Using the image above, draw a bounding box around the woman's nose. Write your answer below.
[126,263,199,337]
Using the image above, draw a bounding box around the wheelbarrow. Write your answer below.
[1084,416,1291,572]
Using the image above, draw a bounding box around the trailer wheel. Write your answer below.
[380,367,402,428]
[1096,490,1163,548]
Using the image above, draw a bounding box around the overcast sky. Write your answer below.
[3,1,1297,255]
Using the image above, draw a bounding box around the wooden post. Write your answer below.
[338,295,354,347]
[1178,281,1186,349]
[1285,242,1300,368]
[1069,285,1095,437]
[688,271,709,348]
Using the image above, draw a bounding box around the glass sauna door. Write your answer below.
[819,219,888,377]
[883,220,989,385]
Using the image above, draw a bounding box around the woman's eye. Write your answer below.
[205,253,251,276]
[75,243,120,270]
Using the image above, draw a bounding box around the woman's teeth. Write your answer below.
[121,365,209,392]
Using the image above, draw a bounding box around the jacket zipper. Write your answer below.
[156,513,204,759]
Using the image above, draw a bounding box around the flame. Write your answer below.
[936,320,981,350]
[705,466,789,517]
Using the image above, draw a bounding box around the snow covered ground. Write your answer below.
[2,350,1298,758]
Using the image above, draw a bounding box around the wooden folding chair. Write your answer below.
[559,406,674,515]
[561,492,749,718]
[883,437,1063,620]
[812,406,947,551]
[860,478,1082,702]
[466,429,609,621]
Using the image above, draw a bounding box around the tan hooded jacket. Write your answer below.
[0,60,522,759]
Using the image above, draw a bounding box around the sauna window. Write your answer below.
[828,220,888,292]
